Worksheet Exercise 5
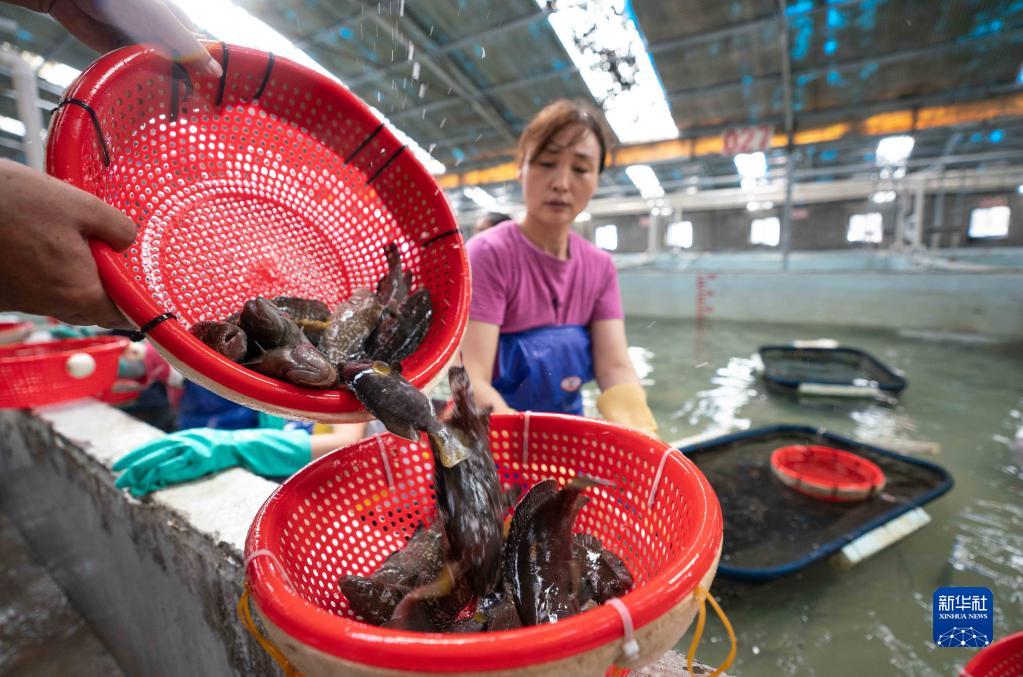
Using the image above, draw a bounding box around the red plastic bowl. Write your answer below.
[770,444,886,502]
[47,42,468,422]
[0,336,128,408]
[963,630,1023,677]
[245,413,723,674]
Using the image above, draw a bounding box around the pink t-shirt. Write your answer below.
[467,221,623,334]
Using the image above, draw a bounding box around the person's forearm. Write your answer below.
[466,374,515,414]
[310,426,366,459]
[595,362,640,392]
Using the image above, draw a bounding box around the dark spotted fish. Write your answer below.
[573,533,633,606]
[341,521,446,626]
[272,296,331,344]
[319,288,382,365]
[341,361,469,467]
[246,342,336,389]
[383,570,474,632]
[189,321,247,362]
[368,288,432,363]
[375,242,413,312]
[504,477,603,626]
[238,297,304,349]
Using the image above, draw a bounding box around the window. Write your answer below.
[750,217,780,246]
[847,212,883,243]
[595,224,618,250]
[666,221,693,248]
[969,206,1011,239]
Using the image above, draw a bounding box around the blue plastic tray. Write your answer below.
[680,424,952,581]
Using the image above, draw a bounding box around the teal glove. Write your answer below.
[50,324,101,339]
[112,428,312,496]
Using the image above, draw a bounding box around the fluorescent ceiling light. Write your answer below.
[876,135,915,166]
[746,200,774,212]
[1017,184,1023,194]
[575,211,592,222]
[0,115,26,137]
[37,62,81,88]
[539,0,677,144]
[168,0,444,174]
[625,164,664,199]
[734,152,767,179]
[463,186,498,210]
[595,224,618,250]
[870,190,897,204]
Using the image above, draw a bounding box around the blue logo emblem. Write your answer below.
[933,587,993,648]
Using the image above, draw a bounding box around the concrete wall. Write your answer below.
[618,269,1023,338]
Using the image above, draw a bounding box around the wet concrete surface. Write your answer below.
[0,510,123,677]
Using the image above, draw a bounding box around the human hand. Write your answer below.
[113,428,312,496]
[9,0,221,77]
[0,159,136,328]
[596,382,659,438]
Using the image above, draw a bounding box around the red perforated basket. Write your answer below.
[771,444,886,502]
[46,42,469,422]
[0,336,128,408]
[245,413,723,676]
[0,321,34,346]
[963,630,1023,677]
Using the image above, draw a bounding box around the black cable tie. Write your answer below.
[215,41,229,107]
[421,228,460,248]
[51,98,110,167]
[344,123,385,165]
[129,313,177,342]
[253,52,275,101]
[367,145,406,185]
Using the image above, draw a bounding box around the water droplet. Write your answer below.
[480,46,486,59]
[439,117,447,128]
[412,62,421,80]
[752,646,760,655]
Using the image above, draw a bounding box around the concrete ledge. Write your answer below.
[0,400,280,676]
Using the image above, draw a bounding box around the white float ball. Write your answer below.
[66,352,96,379]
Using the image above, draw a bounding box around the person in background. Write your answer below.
[460,100,658,437]
[0,0,221,328]
[473,211,512,236]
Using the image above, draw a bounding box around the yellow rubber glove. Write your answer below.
[596,382,659,438]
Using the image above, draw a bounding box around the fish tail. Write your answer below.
[427,426,470,468]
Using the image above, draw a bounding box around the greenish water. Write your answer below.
[595,318,1023,676]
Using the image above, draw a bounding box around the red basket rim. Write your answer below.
[0,335,129,364]
[48,43,469,417]
[0,321,33,331]
[245,413,723,672]
[770,444,886,493]
[963,630,1023,676]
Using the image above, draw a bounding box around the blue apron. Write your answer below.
[177,381,313,433]
[493,325,594,415]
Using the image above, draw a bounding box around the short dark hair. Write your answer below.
[516,99,609,174]
[481,211,511,226]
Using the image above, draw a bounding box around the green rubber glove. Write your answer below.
[112,428,312,496]
[50,324,101,339]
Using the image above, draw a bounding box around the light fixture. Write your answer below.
[538,0,677,144]
[734,152,767,179]
[876,135,915,166]
[1017,184,1023,194]
[0,115,26,137]
[870,190,897,204]
[575,211,593,222]
[463,186,498,210]
[746,200,774,212]
[167,0,445,174]
[625,164,665,199]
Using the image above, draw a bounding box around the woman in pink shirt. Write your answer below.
[462,100,657,436]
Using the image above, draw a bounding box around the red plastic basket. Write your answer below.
[245,413,723,676]
[0,321,34,346]
[46,42,469,422]
[963,630,1023,677]
[0,336,128,408]
[770,444,886,502]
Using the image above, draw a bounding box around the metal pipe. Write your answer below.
[0,46,43,171]
[776,0,794,271]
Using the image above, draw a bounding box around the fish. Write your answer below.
[189,320,247,362]
[341,521,447,626]
[375,242,413,312]
[246,342,337,388]
[430,366,505,598]
[271,296,332,345]
[319,288,382,366]
[383,567,474,632]
[504,477,603,626]
[238,297,305,350]
[340,361,469,468]
[476,590,522,631]
[368,288,432,364]
[573,533,633,606]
